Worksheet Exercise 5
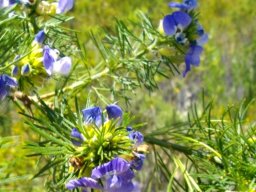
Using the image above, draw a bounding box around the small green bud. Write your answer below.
[159,47,177,57]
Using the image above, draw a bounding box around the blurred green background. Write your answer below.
[1,0,256,191]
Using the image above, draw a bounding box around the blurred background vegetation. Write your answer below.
[1,0,256,191]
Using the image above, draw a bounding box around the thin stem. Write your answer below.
[29,67,110,101]
[144,136,193,155]
[11,67,110,111]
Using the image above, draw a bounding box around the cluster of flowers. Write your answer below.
[0,30,72,100]
[0,0,74,100]
[13,30,71,77]
[66,104,146,192]
[0,0,73,14]
[162,0,208,76]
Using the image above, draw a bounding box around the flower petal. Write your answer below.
[131,153,145,171]
[91,157,130,179]
[2,74,18,87]
[0,74,17,100]
[57,0,74,14]
[105,171,135,192]
[183,45,203,77]
[197,33,208,46]
[106,104,123,120]
[11,65,19,76]
[129,131,144,145]
[82,106,102,127]
[186,45,203,65]
[172,11,192,29]
[184,0,197,9]
[182,62,191,77]
[43,46,58,75]
[126,127,133,132]
[169,2,189,10]
[163,14,176,35]
[34,30,45,44]
[21,64,31,76]
[53,56,72,76]
[0,0,16,7]
[66,177,101,190]
[71,128,84,146]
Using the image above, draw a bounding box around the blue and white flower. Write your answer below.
[0,74,17,100]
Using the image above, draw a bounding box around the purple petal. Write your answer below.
[106,104,123,120]
[21,64,31,76]
[11,66,19,76]
[118,168,135,181]
[126,127,133,132]
[184,0,197,9]
[169,2,189,9]
[91,157,130,179]
[0,0,16,7]
[183,62,191,77]
[43,46,58,75]
[2,74,18,87]
[131,153,145,171]
[66,177,102,190]
[0,74,17,100]
[53,56,72,76]
[71,128,84,146]
[129,131,144,145]
[197,24,205,36]
[197,33,208,46]
[186,45,203,65]
[172,11,192,29]
[183,45,203,77]
[34,30,45,44]
[163,14,176,35]
[105,172,135,192]
[57,0,74,14]
[82,106,102,127]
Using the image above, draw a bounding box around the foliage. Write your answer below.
[0,0,256,192]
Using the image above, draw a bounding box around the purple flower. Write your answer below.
[21,64,31,76]
[82,106,102,127]
[196,25,208,46]
[91,157,130,179]
[11,65,19,76]
[169,0,197,11]
[128,131,144,146]
[43,46,58,75]
[0,0,17,7]
[66,177,102,191]
[66,158,138,192]
[175,32,187,44]
[126,127,133,132]
[131,153,145,171]
[163,11,192,36]
[183,45,203,77]
[0,74,17,100]
[34,30,45,44]
[56,0,74,14]
[91,157,137,192]
[104,169,135,192]
[43,46,72,76]
[106,104,123,120]
[71,128,84,146]
[53,56,72,76]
